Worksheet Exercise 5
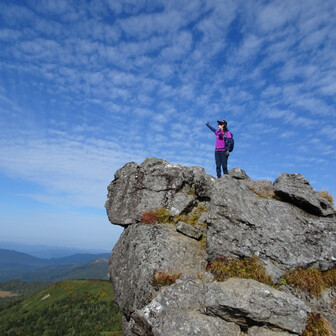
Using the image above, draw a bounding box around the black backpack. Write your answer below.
[225,132,234,152]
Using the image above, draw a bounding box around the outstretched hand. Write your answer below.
[206,121,210,126]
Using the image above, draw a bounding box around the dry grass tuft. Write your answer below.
[200,235,207,249]
[140,208,172,224]
[140,212,160,224]
[207,256,273,286]
[318,189,334,205]
[154,207,173,223]
[283,268,336,297]
[152,271,182,287]
[248,186,275,198]
[302,313,336,336]
[174,205,208,226]
[140,205,208,226]
[322,269,336,288]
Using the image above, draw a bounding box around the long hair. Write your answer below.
[223,120,228,132]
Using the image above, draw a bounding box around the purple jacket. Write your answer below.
[207,124,232,151]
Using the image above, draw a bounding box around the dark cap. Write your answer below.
[217,120,227,126]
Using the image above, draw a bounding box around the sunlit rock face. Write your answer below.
[105,157,336,336]
[105,158,214,227]
[207,174,336,279]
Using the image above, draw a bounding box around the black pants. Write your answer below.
[215,151,228,178]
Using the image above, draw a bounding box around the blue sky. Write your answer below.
[0,0,335,251]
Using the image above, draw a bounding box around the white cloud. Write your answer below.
[20,38,62,60]
[118,9,184,39]
[160,31,192,61]
[200,0,238,39]
[0,28,22,40]
[258,1,299,32]
[298,26,329,51]
[0,133,147,208]
[0,3,35,24]
[280,131,296,138]
[321,125,336,141]
[107,0,164,16]
[30,0,72,15]
[236,34,263,60]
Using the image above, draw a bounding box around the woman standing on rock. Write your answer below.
[206,120,234,178]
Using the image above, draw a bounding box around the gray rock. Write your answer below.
[206,175,336,277]
[205,278,310,335]
[105,158,214,227]
[132,275,241,336]
[176,221,203,240]
[109,223,206,318]
[198,212,208,224]
[194,223,207,235]
[229,167,250,179]
[169,193,196,216]
[281,286,336,332]
[243,179,275,198]
[122,316,138,336]
[247,326,292,336]
[274,173,335,217]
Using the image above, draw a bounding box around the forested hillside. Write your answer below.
[0,280,122,336]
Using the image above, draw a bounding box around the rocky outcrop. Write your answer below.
[274,173,335,216]
[207,175,336,279]
[105,158,336,336]
[105,158,214,226]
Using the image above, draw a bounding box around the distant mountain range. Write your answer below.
[0,241,111,258]
[0,248,110,282]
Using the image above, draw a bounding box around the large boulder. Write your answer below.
[205,278,310,335]
[131,275,241,336]
[109,223,206,319]
[274,173,335,216]
[206,175,336,278]
[105,158,214,226]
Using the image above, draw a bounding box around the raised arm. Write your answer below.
[206,121,216,133]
